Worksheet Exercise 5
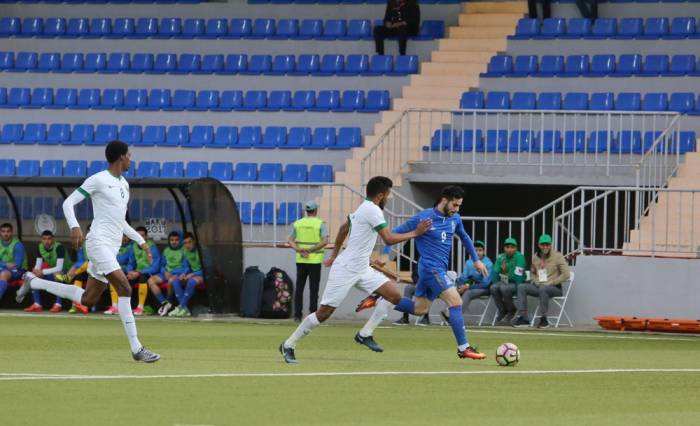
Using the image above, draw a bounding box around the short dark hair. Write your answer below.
[366,176,393,198]
[135,226,147,235]
[168,231,180,239]
[440,185,464,201]
[0,223,12,230]
[41,230,53,237]
[105,140,129,163]
[183,232,195,240]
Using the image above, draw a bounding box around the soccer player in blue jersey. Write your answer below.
[355,185,489,360]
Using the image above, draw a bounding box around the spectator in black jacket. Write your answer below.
[374,0,420,56]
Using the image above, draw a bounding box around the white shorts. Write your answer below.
[86,240,121,284]
[319,263,389,308]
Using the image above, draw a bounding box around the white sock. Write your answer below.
[458,343,469,352]
[117,297,142,354]
[31,277,85,304]
[359,298,393,338]
[284,312,320,349]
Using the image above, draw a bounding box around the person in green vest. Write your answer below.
[288,200,329,322]
[168,232,203,318]
[25,230,72,313]
[122,226,161,317]
[148,231,188,317]
[489,237,527,325]
[0,223,27,304]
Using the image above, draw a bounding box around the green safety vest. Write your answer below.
[293,217,325,264]
[184,247,202,273]
[38,242,72,271]
[163,246,185,272]
[132,240,155,271]
[0,238,28,270]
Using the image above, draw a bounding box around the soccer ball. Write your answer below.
[495,343,520,366]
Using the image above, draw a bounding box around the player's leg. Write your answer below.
[136,275,149,314]
[0,269,10,301]
[293,263,309,321]
[18,271,86,308]
[148,274,171,316]
[178,275,202,316]
[42,274,64,313]
[438,285,486,360]
[512,283,539,327]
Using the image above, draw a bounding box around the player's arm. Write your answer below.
[122,221,150,264]
[513,253,527,284]
[377,220,431,246]
[323,220,350,267]
[380,218,418,256]
[32,256,43,277]
[62,190,88,249]
[42,245,65,275]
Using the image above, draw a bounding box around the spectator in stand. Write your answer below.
[0,223,27,304]
[148,231,188,317]
[576,0,598,21]
[512,234,570,328]
[374,0,420,56]
[122,226,160,316]
[489,238,527,324]
[168,232,203,318]
[528,0,551,20]
[26,230,72,313]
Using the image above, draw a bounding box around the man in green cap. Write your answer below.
[288,200,329,322]
[512,233,570,328]
[489,237,527,324]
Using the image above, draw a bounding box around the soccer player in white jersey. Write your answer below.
[279,176,432,364]
[16,141,160,363]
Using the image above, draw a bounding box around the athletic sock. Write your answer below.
[117,297,142,354]
[0,279,7,300]
[109,285,119,307]
[284,312,320,349]
[393,297,415,314]
[359,298,393,338]
[172,279,184,305]
[74,280,83,289]
[155,292,166,304]
[32,290,41,305]
[30,277,84,304]
[181,279,197,307]
[447,306,469,350]
[137,283,147,308]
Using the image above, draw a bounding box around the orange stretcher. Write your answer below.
[594,316,700,334]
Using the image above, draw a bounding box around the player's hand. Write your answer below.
[374,254,389,268]
[415,219,432,236]
[5,262,16,270]
[323,255,336,267]
[140,242,153,264]
[300,249,310,258]
[474,260,488,278]
[70,227,84,250]
[32,268,43,277]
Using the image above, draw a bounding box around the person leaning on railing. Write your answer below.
[489,238,527,325]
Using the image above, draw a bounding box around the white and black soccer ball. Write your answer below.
[495,343,520,366]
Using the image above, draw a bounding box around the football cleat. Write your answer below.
[15,272,35,304]
[132,346,160,363]
[355,294,379,312]
[458,346,486,360]
[354,333,384,353]
[279,342,298,364]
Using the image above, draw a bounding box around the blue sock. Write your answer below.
[181,279,197,307]
[171,279,184,305]
[55,297,62,307]
[0,280,7,299]
[448,306,468,348]
[393,297,415,314]
[155,292,166,304]
[32,290,41,305]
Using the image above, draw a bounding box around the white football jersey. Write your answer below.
[77,170,131,246]
[335,200,387,273]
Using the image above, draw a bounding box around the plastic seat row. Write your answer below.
[425,129,697,154]
[0,51,418,76]
[460,91,700,114]
[0,87,391,113]
[236,202,303,226]
[510,17,700,40]
[482,54,700,77]
[0,17,445,40]
[0,0,200,3]
[247,0,460,3]
[0,124,363,149]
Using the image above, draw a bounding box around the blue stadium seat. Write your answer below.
[559,131,585,153]
[238,202,252,224]
[128,53,153,73]
[615,18,642,39]
[667,17,695,39]
[20,17,42,38]
[314,54,344,76]
[185,161,208,178]
[512,92,536,109]
[460,91,484,109]
[240,90,266,111]
[283,164,308,182]
[392,55,418,75]
[283,127,311,149]
[157,18,181,38]
[341,54,368,76]
[228,18,252,38]
[669,92,695,113]
[0,52,14,71]
[66,18,89,38]
[276,202,302,225]
[613,54,642,77]
[66,124,93,145]
[272,18,298,39]
[309,164,333,182]
[269,55,295,75]
[37,53,60,72]
[211,126,237,148]
[535,55,564,77]
[287,90,315,111]
[242,54,272,75]
[590,54,615,76]
[217,90,243,111]
[258,126,285,148]
[640,17,669,39]
[563,18,591,39]
[510,18,538,39]
[452,130,480,152]
[176,53,201,74]
[298,19,322,39]
[64,160,87,177]
[41,160,63,177]
[138,125,164,146]
[12,52,38,72]
[80,52,106,73]
[88,18,112,38]
[562,55,589,76]
[252,202,275,225]
[161,161,184,178]
[237,126,262,148]
[362,90,390,112]
[0,160,15,176]
[111,18,135,38]
[263,90,291,111]
[333,127,361,149]
[251,18,275,39]
[120,89,147,110]
[17,160,40,177]
[151,53,177,74]
[586,131,610,153]
[536,18,565,39]
[338,90,364,112]
[76,88,100,109]
[181,18,204,39]
[309,127,335,149]
[640,54,669,76]
[145,89,171,110]
[417,19,445,39]
[56,53,82,73]
[427,129,456,151]
[188,125,213,147]
[615,130,641,154]
[93,124,118,145]
[0,18,20,37]
[513,55,538,77]
[533,130,559,153]
[165,125,188,146]
[642,93,668,111]
[133,18,158,39]
[119,125,142,145]
[616,92,641,111]
[0,124,22,144]
[637,131,662,154]
[19,123,45,144]
[191,90,218,111]
[667,54,695,76]
[137,161,160,178]
[209,162,233,180]
[27,88,52,108]
[538,92,562,110]
[321,19,346,40]
[292,54,319,75]
[44,123,70,145]
[104,52,129,73]
[88,161,108,176]
[503,130,534,152]
[170,90,195,111]
[258,163,283,182]
[367,55,393,75]
[482,55,512,77]
[199,54,224,74]
[482,130,507,152]
[205,18,227,38]
[587,17,616,39]
[0,87,5,106]
[233,163,257,181]
[485,91,509,109]
[345,19,371,40]
[97,88,124,109]
[223,54,247,74]
[677,131,697,154]
[589,92,615,111]
[563,92,588,110]
[312,90,340,112]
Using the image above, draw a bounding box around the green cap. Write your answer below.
[504,237,518,246]
[474,240,485,248]
[305,200,319,211]
[538,234,553,245]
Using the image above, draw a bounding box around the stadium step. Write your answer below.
[464,1,528,14]
[430,51,493,64]
[458,13,524,27]
[448,26,515,39]
[392,97,459,110]
[438,38,507,52]
[410,74,480,88]
[421,62,487,76]
[402,86,467,100]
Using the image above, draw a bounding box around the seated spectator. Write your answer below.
[528,0,551,20]
[148,231,188,317]
[374,0,420,56]
[489,238,527,324]
[168,232,203,318]
[0,223,27,304]
[26,230,72,313]
[512,234,570,328]
[123,226,160,316]
[456,240,493,312]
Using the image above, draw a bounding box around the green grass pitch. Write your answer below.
[1,314,699,426]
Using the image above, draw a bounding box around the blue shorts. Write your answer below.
[415,269,454,301]
[1,268,24,281]
[191,270,203,277]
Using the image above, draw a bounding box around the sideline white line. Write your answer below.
[1,368,699,381]
[467,329,700,342]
